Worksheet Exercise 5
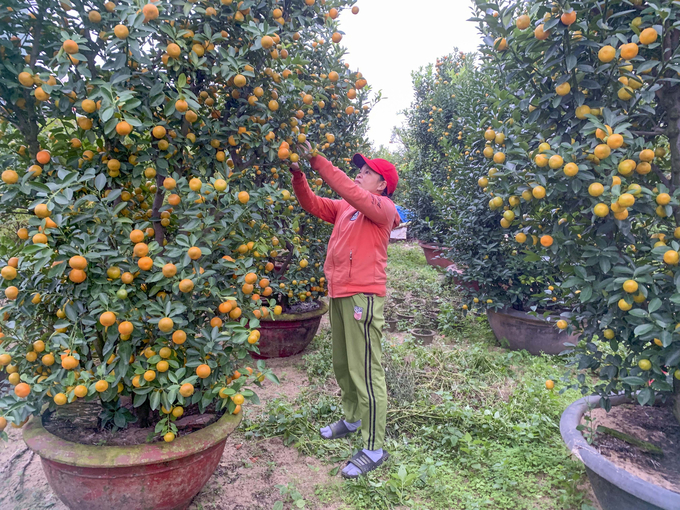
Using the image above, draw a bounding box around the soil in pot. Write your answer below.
[584,403,680,494]
[43,399,222,446]
[411,329,435,345]
[285,300,321,314]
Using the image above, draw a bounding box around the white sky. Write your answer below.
[339,1,484,150]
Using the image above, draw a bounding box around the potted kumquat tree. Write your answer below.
[0,0,372,508]
[468,0,680,508]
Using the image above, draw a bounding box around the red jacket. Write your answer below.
[291,155,399,298]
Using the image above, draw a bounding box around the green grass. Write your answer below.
[244,243,594,510]
[385,242,442,296]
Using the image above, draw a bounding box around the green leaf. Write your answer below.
[648,298,662,313]
[566,54,577,72]
[621,376,646,386]
[149,391,161,410]
[579,286,593,302]
[634,324,654,336]
[95,173,107,191]
[598,258,611,274]
[523,251,540,262]
[133,392,147,407]
[637,388,654,406]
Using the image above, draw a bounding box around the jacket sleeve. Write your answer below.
[310,155,396,227]
[291,169,341,224]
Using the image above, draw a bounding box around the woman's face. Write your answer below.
[354,164,387,195]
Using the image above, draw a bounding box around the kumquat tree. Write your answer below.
[467,0,680,408]
[403,49,567,311]
[0,0,373,441]
[401,52,472,246]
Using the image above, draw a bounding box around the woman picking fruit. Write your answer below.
[289,147,400,478]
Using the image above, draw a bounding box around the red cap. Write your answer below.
[352,154,399,195]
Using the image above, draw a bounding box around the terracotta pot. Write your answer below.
[411,329,435,345]
[561,395,680,510]
[486,307,579,355]
[385,318,398,332]
[418,242,454,268]
[23,411,242,510]
[253,301,329,358]
[446,264,480,292]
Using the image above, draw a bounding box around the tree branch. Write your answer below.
[228,148,243,171]
[274,241,295,278]
[651,163,671,189]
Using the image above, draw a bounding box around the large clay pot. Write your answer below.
[23,411,242,510]
[253,300,329,358]
[418,242,454,268]
[486,307,579,355]
[445,264,480,292]
[411,328,435,345]
[561,395,680,510]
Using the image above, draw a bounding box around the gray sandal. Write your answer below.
[321,420,359,439]
[341,450,390,479]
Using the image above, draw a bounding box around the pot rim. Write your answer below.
[412,329,436,336]
[23,410,242,469]
[488,306,569,324]
[262,300,329,322]
[560,395,680,508]
[417,241,450,251]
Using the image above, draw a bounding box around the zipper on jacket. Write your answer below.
[349,250,353,278]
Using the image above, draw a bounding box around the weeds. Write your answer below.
[302,330,334,384]
[273,483,307,509]
[383,353,417,405]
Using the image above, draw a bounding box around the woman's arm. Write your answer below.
[310,155,396,227]
[290,166,341,224]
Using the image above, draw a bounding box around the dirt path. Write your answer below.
[0,425,67,510]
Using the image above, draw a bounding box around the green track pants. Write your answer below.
[329,293,387,451]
